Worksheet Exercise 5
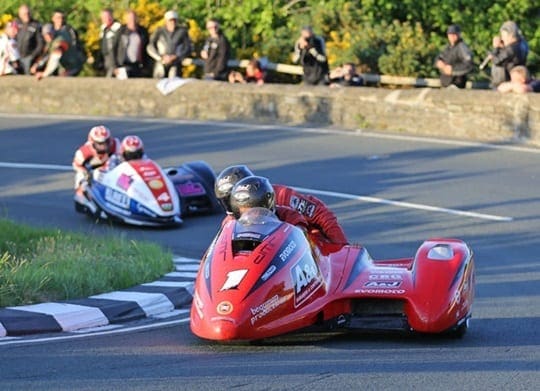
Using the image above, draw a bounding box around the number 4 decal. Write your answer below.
[220,269,248,291]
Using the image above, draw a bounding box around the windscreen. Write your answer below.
[233,208,282,250]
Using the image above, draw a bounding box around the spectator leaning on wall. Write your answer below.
[146,10,192,79]
[0,21,21,76]
[497,65,540,93]
[434,24,474,89]
[200,18,231,81]
[113,10,150,78]
[15,4,44,75]
[99,8,121,78]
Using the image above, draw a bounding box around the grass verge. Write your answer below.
[0,219,173,307]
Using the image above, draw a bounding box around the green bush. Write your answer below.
[2,0,539,79]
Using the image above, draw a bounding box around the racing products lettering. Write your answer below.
[105,187,130,208]
[364,281,402,288]
[279,240,297,262]
[250,294,288,325]
[220,269,248,291]
[355,289,406,295]
[291,253,322,307]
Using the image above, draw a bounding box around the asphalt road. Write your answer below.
[0,114,538,390]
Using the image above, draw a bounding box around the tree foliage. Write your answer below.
[1,0,539,78]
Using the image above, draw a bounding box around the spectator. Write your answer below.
[292,26,329,86]
[51,10,81,52]
[113,10,150,78]
[0,21,21,76]
[99,8,121,78]
[34,21,86,80]
[497,66,540,93]
[200,18,231,81]
[15,4,44,75]
[328,63,363,87]
[29,23,54,75]
[146,10,191,79]
[434,24,474,89]
[228,59,265,85]
[486,21,528,88]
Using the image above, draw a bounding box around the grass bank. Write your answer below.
[0,219,173,307]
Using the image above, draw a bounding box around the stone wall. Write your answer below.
[1,76,538,145]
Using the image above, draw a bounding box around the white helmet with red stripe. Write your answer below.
[121,135,144,161]
[88,125,112,153]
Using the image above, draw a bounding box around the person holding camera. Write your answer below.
[292,26,329,86]
[434,24,474,89]
[483,21,528,88]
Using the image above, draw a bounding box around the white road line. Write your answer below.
[90,291,174,317]
[0,161,514,221]
[174,264,200,272]
[141,281,193,288]
[0,322,6,337]
[292,186,513,222]
[173,257,201,264]
[0,317,190,346]
[0,162,72,170]
[166,271,198,278]
[9,303,109,331]
[2,112,538,154]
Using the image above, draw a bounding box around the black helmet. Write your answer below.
[230,176,275,218]
[214,165,254,213]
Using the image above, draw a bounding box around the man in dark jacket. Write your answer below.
[435,24,474,89]
[15,4,44,75]
[99,8,121,77]
[113,10,149,78]
[486,21,528,88]
[292,26,329,86]
[146,10,191,78]
[200,18,231,81]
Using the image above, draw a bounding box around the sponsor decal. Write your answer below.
[291,254,322,307]
[105,187,130,208]
[148,179,164,190]
[297,199,307,213]
[261,265,277,281]
[250,294,288,325]
[364,281,402,288]
[290,195,300,209]
[355,289,405,295]
[177,182,206,196]
[279,240,297,262]
[369,273,404,280]
[157,192,171,202]
[220,269,248,291]
[216,301,233,315]
[116,173,133,191]
[233,191,250,202]
[306,203,316,218]
[160,202,173,211]
[236,232,263,240]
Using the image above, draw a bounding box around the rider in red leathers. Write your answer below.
[214,165,348,245]
[72,125,119,198]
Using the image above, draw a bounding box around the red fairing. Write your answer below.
[190,208,475,341]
